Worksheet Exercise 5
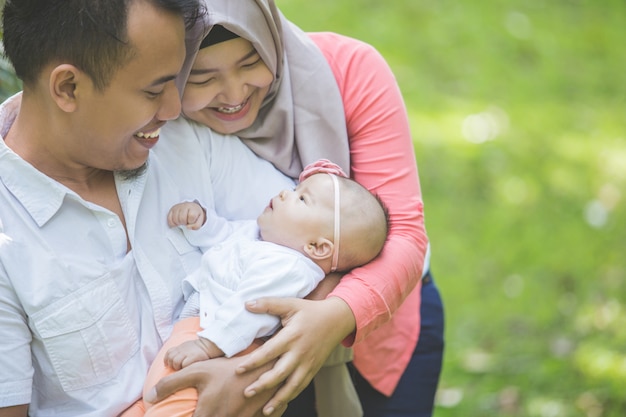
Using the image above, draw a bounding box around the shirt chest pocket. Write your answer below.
[29,277,139,392]
[167,227,202,276]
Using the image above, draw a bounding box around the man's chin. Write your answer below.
[116,162,148,180]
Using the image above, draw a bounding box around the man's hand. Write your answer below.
[144,355,285,417]
[0,405,29,417]
[236,296,356,416]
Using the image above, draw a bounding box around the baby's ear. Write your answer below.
[303,238,333,261]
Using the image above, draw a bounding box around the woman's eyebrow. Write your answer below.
[237,49,259,64]
[189,49,259,75]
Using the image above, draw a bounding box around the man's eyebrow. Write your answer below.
[148,74,177,87]
[189,49,259,75]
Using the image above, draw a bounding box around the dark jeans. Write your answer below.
[283,272,445,417]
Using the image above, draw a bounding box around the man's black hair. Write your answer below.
[2,0,202,90]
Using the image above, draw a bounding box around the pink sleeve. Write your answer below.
[310,33,428,344]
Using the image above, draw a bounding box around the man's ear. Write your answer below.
[49,64,81,112]
[303,238,334,261]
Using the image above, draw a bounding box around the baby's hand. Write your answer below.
[165,338,224,370]
[168,202,206,230]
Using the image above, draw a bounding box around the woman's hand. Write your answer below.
[144,355,285,417]
[236,296,356,415]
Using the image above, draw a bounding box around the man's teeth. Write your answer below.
[136,128,160,139]
[218,103,244,114]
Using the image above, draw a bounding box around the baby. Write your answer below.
[166,159,389,365]
[138,159,389,416]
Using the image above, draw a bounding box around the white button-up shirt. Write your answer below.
[0,93,294,416]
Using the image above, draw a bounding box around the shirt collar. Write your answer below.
[0,93,84,226]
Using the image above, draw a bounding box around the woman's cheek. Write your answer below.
[182,87,213,113]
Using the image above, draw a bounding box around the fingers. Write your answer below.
[236,314,308,377]
[144,364,202,404]
[188,215,204,230]
[237,298,297,372]
[164,348,185,371]
[237,334,287,375]
[242,347,305,397]
[167,203,203,228]
[259,363,312,416]
[261,384,297,416]
[245,297,299,317]
[166,209,177,228]
[240,297,351,415]
[187,356,276,417]
[267,402,288,417]
[168,207,188,227]
[242,359,291,398]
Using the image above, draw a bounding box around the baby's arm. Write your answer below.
[164,337,225,370]
[167,202,206,230]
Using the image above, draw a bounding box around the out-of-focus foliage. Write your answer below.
[1,0,22,100]
[277,0,626,416]
[1,47,21,100]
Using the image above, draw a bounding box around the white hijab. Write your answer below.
[178,0,350,178]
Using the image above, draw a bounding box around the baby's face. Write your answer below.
[257,174,335,250]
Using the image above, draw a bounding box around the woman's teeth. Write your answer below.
[218,103,244,114]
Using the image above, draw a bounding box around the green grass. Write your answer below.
[274,0,626,416]
[2,1,625,415]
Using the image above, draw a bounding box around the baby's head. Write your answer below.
[257,168,388,273]
[331,175,389,271]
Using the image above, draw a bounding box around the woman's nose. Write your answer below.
[219,76,247,104]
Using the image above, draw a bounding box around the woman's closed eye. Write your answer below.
[187,76,216,86]
[144,89,165,99]
[242,57,263,69]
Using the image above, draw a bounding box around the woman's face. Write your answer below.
[182,37,273,134]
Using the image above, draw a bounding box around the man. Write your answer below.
[0,1,290,416]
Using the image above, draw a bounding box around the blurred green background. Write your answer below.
[1,1,625,416]
[274,1,626,416]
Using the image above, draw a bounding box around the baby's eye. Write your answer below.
[299,196,305,202]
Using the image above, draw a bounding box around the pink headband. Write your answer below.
[300,159,348,272]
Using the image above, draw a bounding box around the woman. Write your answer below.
[155,1,444,416]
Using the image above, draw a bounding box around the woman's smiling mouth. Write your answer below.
[217,101,246,114]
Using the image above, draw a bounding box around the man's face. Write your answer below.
[69,0,186,172]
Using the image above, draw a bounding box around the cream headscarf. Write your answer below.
[177,0,350,178]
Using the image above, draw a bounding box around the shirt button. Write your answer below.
[107,218,117,228]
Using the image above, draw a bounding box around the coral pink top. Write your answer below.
[309,32,427,396]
